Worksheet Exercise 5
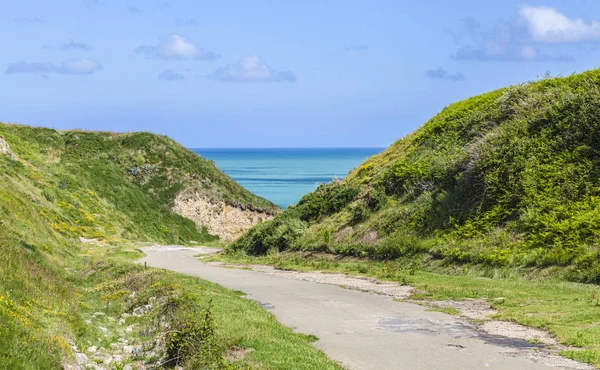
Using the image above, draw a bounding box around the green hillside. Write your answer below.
[231,69,600,283]
[0,124,333,369]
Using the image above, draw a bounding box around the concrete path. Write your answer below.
[139,246,585,370]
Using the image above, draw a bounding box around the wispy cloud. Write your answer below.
[14,17,45,24]
[158,69,184,81]
[59,40,92,51]
[135,34,218,60]
[520,5,600,43]
[176,18,198,27]
[451,15,573,62]
[212,56,295,82]
[127,5,141,14]
[5,59,102,75]
[425,68,465,81]
[85,0,103,8]
[343,44,369,52]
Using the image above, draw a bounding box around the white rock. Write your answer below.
[125,325,134,333]
[118,338,128,344]
[103,355,113,365]
[123,366,133,370]
[118,318,125,325]
[123,345,141,355]
[132,304,152,317]
[98,327,108,333]
[86,346,97,354]
[75,352,89,364]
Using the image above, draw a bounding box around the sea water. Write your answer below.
[192,148,383,209]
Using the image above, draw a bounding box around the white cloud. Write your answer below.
[135,34,218,60]
[212,56,295,82]
[5,59,102,75]
[452,16,574,62]
[520,5,600,43]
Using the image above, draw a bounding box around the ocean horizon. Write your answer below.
[192,147,383,208]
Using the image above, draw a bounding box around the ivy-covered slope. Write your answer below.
[231,69,600,283]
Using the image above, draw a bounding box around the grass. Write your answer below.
[0,123,335,369]
[231,69,600,283]
[72,244,341,370]
[212,251,600,366]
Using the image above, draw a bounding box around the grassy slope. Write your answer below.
[231,69,600,282]
[0,124,335,369]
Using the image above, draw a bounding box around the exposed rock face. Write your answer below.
[0,136,15,159]
[172,188,273,241]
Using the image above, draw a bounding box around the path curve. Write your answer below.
[139,246,588,370]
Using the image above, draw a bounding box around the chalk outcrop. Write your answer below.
[0,136,16,159]
[172,187,273,241]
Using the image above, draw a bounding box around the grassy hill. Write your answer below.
[231,69,600,283]
[0,124,339,369]
[0,124,277,244]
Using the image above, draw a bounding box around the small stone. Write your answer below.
[98,327,108,333]
[86,346,97,354]
[75,352,89,364]
[118,338,128,344]
[125,325,134,333]
[118,318,125,325]
[103,355,113,365]
[109,343,120,350]
[123,366,133,370]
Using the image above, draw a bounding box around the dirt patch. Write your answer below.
[481,321,558,346]
[223,346,254,363]
[430,299,497,320]
[361,230,379,245]
[427,299,559,346]
[334,226,354,243]
[208,262,414,299]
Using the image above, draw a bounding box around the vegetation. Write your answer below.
[0,124,336,369]
[231,69,600,283]
[213,251,600,365]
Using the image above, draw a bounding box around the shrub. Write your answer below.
[41,189,56,203]
[164,297,222,368]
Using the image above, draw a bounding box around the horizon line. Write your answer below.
[189,146,386,149]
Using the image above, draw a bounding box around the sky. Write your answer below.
[1,0,600,148]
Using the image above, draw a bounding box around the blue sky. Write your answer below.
[1,0,599,147]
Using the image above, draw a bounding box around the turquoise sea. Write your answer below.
[192,148,383,209]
